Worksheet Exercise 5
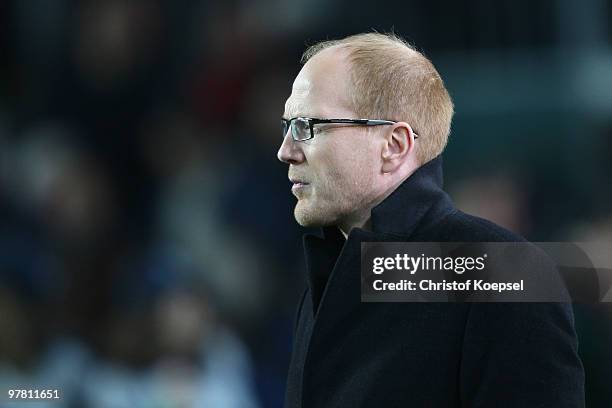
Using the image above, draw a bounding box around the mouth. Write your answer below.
[289,178,310,194]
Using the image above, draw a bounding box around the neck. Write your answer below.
[337,172,416,238]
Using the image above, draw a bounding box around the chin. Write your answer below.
[294,201,333,227]
[294,208,320,227]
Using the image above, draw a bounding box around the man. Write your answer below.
[278,33,584,407]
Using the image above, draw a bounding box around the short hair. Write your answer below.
[301,32,454,165]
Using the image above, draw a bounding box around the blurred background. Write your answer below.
[0,0,611,407]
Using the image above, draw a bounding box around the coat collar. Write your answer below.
[369,155,454,238]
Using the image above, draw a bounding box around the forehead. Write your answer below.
[284,47,354,118]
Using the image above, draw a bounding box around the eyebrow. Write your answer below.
[283,101,318,119]
[283,114,313,120]
[282,110,305,120]
[282,111,326,120]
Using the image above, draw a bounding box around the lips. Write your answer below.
[289,177,310,195]
[289,177,309,186]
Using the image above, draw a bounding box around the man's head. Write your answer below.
[278,32,454,232]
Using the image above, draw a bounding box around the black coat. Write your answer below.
[285,156,584,408]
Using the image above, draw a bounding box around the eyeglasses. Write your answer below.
[281,117,420,142]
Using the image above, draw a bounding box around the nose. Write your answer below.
[277,133,306,164]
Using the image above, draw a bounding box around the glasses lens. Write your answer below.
[291,118,311,141]
[281,119,289,139]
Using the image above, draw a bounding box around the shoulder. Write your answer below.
[416,209,526,243]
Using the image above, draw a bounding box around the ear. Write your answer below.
[380,122,416,173]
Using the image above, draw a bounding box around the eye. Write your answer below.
[292,118,311,141]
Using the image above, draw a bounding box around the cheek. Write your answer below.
[313,142,379,198]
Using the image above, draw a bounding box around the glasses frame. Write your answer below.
[281,117,419,142]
